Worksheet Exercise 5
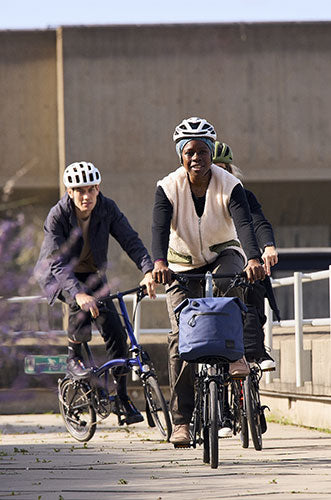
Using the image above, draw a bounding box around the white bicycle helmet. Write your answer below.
[63,162,101,188]
[173,117,217,143]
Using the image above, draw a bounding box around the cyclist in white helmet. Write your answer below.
[151,117,265,446]
[35,161,156,425]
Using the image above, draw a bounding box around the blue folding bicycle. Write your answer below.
[58,285,172,442]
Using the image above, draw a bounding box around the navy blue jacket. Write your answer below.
[35,192,153,305]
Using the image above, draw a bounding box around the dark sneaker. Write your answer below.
[219,407,233,438]
[119,396,144,425]
[67,357,92,379]
[219,420,232,438]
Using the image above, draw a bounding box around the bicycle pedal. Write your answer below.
[173,442,191,449]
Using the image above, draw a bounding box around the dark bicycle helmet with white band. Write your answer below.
[173,117,217,143]
[63,162,101,188]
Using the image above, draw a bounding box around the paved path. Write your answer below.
[0,413,330,500]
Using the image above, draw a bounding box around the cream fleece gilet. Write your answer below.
[157,164,246,272]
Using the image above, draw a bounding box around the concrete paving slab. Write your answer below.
[0,413,330,500]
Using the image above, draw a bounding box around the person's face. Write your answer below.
[181,140,212,181]
[67,185,99,216]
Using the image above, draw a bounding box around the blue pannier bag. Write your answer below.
[175,297,247,362]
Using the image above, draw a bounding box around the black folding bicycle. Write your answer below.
[172,271,250,469]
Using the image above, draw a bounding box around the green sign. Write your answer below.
[24,355,68,374]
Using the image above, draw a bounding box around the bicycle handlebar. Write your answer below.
[167,271,250,296]
[171,271,247,281]
[98,284,147,303]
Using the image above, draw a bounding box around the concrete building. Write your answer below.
[1,22,331,249]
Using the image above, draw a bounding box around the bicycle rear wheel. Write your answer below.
[144,375,172,441]
[59,378,96,442]
[244,374,262,451]
[209,380,219,469]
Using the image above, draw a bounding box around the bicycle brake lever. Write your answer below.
[233,277,251,289]
[136,286,147,303]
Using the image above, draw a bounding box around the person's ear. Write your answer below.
[67,188,74,199]
[95,185,100,193]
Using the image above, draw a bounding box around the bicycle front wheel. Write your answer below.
[202,379,210,464]
[59,378,96,442]
[244,374,262,451]
[144,375,172,441]
[209,380,219,469]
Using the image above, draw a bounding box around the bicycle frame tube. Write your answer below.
[94,357,140,377]
[92,292,145,375]
[117,294,138,347]
[117,293,144,373]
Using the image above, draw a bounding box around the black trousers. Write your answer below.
[58,273,128,361]
[243,280,267,361]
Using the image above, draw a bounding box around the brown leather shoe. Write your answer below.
[229,356,250,378]
[169,424,190,445]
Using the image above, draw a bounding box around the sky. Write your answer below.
[1,0,331,29]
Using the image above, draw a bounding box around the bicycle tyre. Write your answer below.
[238,380,249,449]
[144,375,172,441]
[203,426,210,464]
[202,386,210,464]
[244,374,262,451]
[240,406,249,449]
[59,378,96,442]
[209,380,219,469]
[230,379,249,448]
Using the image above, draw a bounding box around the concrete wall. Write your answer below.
[260,330,331,429]
[1,22,331,291]
[0,30,58,195]
[59,23,331,181]
[52,22,331,287]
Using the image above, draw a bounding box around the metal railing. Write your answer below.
[5,293,170,337]
[264,265,331,387]
[5,266,331,387]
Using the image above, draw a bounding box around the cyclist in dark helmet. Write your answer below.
[35,161,156,425]
[152,117,265,446]
[213,141,278,369]
[213,141,279,438]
